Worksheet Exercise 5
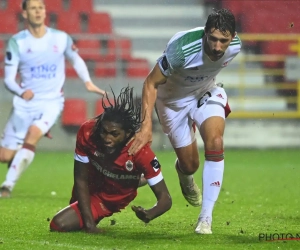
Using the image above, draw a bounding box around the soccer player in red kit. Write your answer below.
[49,87,172,233]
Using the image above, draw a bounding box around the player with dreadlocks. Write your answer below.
[50,87,172,233]
[128,8,241,234]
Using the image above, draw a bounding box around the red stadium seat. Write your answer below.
[65,61,78,78]
[56,12,81,33]
[44,0,62,12]
[5,1,21,11]
[95,98,115,116]
[87,12,112,34]
[76,40,101,61]
[68,0,93,13]
[0,40,6,61]
[0,11,19,33]
[107,38,132,61]
[94,62,117,78]
[126,58,150,78]
[62,99,88,126]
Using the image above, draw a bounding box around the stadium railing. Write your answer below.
[220,33,300,119]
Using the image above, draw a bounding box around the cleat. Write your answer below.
[0,186,11,198]
[195,217,212,234]
[180,181,202,207]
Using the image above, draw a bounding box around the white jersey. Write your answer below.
[157,27,241,107]
[5,27,77,108]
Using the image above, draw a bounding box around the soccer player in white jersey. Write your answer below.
[0,0,106,197]
[128,9,241,234]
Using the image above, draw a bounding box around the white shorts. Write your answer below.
[1,99,64,150]
[155,87,231,148]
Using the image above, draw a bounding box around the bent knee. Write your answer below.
[0,149,15,163]
[177,158,199,175]
[50,216,67,232]
[205,136,223,151]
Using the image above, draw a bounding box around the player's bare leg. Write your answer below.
[1,125,43,196]
[50,206,82,232]
[195,115,225,234]
[174,142,202,207]
[0,148,17,197]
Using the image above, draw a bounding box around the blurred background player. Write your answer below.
[0,0,106,197]
[128,9,241,234]
[50,87,172,233]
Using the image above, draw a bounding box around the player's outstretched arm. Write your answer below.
[132,179,172,223]
[84,80,106,96]
[128,64,167,155]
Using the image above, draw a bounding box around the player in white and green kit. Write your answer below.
[129,9,241,234]
[0,0,106,197]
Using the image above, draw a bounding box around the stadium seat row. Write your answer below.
[0,0,94,13]
[61,98,115,127]
[222,0,300,68]
[0,11,112,34]
[66,58,150,78]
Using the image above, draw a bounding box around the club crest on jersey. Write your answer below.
[125,160,134,171]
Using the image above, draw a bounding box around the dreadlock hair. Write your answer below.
[205,8,236,37]
[90,86,142,145]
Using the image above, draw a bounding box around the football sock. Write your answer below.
[175,159,194,187]
[200,158,224,221]
[2,143,35,191]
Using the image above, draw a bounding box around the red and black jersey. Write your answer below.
[73,119,163,211]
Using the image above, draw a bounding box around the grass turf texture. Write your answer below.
[0,149,299,250]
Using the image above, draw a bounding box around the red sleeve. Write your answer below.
[74,123,90,163]
[134,145,162,180]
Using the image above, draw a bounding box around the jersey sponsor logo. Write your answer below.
[150,157,161,172]
[184,75,209,83]
[90,159,139,180]
[30,64,57,80]
[125,160,134,171]
[94,150,104,159]
[6,52,12,60]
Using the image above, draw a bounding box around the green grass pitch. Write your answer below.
[0,149,299,250]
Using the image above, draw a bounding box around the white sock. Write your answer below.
[175,159,194,187]
[199,160,224,221]
[2,146,35,191]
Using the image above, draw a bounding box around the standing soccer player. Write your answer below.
[49,87,172,233]
[128,9,241,234]
[0,0,106,197]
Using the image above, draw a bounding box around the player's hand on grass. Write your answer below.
[21,89,34,101]
[132,205,151,223]
[128,127,152,155]
[83,226,104,234]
